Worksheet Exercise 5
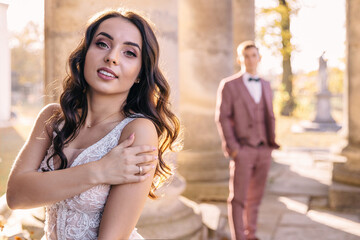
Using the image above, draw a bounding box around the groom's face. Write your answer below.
[240,47,261,73]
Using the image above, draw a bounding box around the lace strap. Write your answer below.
[117,114,145,133]
[67,114,146,167]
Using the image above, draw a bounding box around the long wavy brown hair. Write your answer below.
[46,9,180,199]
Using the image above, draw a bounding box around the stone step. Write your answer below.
[329,181,360,211]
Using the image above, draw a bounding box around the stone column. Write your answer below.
[45,0,125,103]
[232,0,255,72]
[330,0,360,210]
[178,0,233,201]
[123,0,180,107]
[0,3,11,121]
[45,1,204,238]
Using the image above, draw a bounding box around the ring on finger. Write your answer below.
[138,166,143,175]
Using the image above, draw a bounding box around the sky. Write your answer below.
[256,0,345,75]
[4,0,346,75]
[6,0,44,31]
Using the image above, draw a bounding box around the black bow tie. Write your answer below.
[248,77,260,82]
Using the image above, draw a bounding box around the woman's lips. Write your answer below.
[97,68,118,80]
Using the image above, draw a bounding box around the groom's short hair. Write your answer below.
[237,40,259,56]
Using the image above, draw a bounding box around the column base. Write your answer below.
[137,175,206,239]
[181,180,229,202]
[329,161,360,211]
[178,150,229,182]
[332,162,360,186]
[137,196,206,239]
[178,149,229,201]
[328,181,360,211]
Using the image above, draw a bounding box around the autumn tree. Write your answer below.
[259,0,299,116]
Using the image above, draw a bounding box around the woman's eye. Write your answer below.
[124,51,136,57]
[95,42,109,49]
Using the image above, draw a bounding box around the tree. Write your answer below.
[259,0,299,116]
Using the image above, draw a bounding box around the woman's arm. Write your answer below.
[98,118,158,240]
[6,105,156,209]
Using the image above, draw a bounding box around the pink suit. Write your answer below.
[215,73,279,240]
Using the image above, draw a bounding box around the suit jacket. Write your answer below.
[215,72,280,158]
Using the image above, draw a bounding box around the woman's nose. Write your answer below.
[104,50,119,65]
[104,57,118,65]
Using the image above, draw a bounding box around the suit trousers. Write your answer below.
[228,145,272,240]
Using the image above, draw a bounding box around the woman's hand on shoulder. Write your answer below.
[96,118,158,185]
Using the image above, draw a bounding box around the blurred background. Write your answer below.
[0,0,359,239]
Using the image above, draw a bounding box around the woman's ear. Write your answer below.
[135,73,142,83]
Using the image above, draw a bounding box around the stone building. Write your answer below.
[1,0,358,238]
[44,0,360,238]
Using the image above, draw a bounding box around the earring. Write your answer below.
[135,78,140,83]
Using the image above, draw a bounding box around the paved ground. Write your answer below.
[258,148,360,240]
[201,147,360,240]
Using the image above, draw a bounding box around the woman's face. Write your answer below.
[84,17,142,96]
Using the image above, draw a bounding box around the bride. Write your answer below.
[6,8,180,240]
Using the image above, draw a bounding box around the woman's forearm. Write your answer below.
[6,160,101,209]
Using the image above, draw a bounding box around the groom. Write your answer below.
[215,41,279,240]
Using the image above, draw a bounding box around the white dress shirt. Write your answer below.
[242,72,262,104]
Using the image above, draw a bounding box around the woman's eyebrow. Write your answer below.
[124,41,141,51]
[96,32,113,40]
[96,32,141,51]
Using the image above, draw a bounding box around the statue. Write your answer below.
[311,52,340,130]
[319,52,329,93]
[292,52,341,132]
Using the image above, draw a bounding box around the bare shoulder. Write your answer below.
[39,103,60,118]
[33,103,60,138]
[126,117,157,138]
[120,117,158,146]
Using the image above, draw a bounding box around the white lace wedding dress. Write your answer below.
[38,116,144,240]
